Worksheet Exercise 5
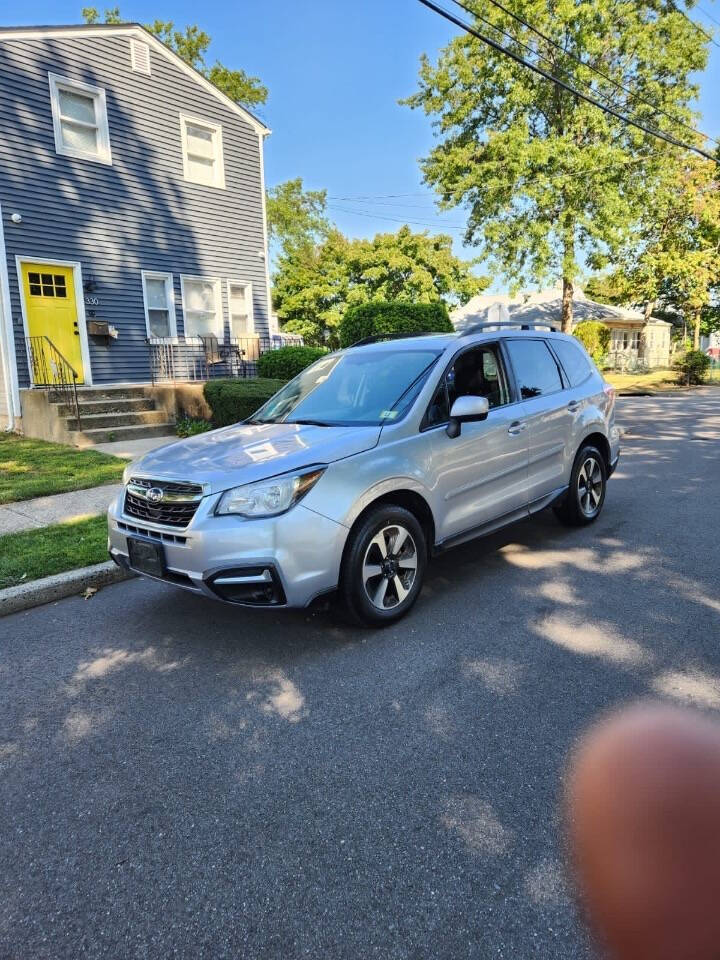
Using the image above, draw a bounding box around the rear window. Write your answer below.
[552,338,593,387]
[505,339,563,399]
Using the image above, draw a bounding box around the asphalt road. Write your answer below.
[1,388,719,960]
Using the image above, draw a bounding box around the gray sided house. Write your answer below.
[0,23,273,437]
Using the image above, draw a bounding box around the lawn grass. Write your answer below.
[0,514,108,588]
[604,368,679,394]
[0,434,126,505]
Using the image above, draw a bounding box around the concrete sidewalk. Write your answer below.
[0,483,122,535]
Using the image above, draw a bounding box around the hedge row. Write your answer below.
[257,345,327,380]
[203,378,286,427]
[339,301,453,348]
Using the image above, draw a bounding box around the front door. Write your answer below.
[22,263,84,384]
[424,342,530,543]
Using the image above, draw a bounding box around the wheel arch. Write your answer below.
[579,431,611,469]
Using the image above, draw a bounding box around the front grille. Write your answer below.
[123,477,204,529]
[117,520,187,545]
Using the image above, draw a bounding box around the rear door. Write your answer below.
[503,338,572,504]
[423,342,530,542]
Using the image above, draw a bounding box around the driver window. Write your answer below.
[425,344,510,428]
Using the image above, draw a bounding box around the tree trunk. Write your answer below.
[693,310,701,350]
[561,277,573,333]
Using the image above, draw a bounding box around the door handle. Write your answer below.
[568,399,580,411]
[508,421,526,436]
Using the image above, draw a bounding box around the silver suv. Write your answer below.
[108,324,620,625]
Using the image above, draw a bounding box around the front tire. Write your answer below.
[554,443,607,526]
[339,505,427,626]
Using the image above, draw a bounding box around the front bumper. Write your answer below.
[107,489,348,608]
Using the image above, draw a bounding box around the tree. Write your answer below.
[81,8,267,108]
[403,0,709,331]
[273,225,486,346]
[266,178,331,259]
[602,157,720,346]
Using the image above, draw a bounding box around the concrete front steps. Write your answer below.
[67,387,175,446]
[19,384,177,448]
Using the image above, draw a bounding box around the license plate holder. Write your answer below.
[127,537,166,578]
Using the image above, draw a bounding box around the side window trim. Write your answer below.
[546,338,593,389]
[545,340,570,389]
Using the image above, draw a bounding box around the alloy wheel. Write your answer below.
[577,456,603,517]
[362,524,418,610]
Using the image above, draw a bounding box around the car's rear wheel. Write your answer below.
[554,443,607,526]
[339,505,427,626]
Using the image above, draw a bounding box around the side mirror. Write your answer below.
[446,395,489,438]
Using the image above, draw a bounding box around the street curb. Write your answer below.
[0,561,135,617]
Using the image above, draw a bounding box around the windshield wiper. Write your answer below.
[285,418,334,427]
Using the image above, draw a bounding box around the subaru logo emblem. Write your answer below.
[146,487,164,504]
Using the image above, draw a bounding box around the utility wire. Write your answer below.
[696,2,720,28]
[418,0,717,161]
[664,0,720,49]
[450,0,720,146]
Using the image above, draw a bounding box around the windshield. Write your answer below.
[251,349,442,427]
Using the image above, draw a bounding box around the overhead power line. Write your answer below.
[418,0,717,161]
[450,0,720,146]
[664,0,720,50]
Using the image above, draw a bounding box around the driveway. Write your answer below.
[1,388,718,960]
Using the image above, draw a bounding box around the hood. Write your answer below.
[128,421,382,493]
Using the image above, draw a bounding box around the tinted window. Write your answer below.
[552,338,592,387]
[506,339,563,399]
[425,344,510,427]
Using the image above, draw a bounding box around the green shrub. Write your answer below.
[257,345,327,380]
[674,349,711,386]
[339,301,453,348]
[203,378,286,427]
[573,321,611,364]
[176,417,213,438]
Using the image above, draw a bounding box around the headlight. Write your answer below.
[215,468,325,518]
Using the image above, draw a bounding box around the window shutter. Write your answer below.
[130,39,151,75]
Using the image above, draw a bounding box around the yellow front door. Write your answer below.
[22,263,84,384]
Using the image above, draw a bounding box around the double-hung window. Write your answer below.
[141,272,177,340]
[181,277,223,339]
[48,73,112,165]
[180,114,225,188]
[227,281,254,337]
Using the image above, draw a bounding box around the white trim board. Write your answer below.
[0,205,20,420]
[258,134,273,338]
[15,256,93,386]
[0,25,270,137]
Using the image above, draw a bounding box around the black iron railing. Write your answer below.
[25,336,82,431]
[147,335,304,384]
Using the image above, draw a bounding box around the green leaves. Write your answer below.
[403,0,711,318]
[272,223,486,347]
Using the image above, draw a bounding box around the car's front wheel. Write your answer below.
[554,443,607,526]
[339,505,427,626]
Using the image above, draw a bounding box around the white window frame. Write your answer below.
[226,280,255,337]
[48,72,112,165]
[180,275,223,340]
[141,271,177,341]
[130,38,151,75]
[179,113,225,189]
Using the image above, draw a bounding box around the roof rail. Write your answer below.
[459,320,560,335]
[349,331,436,348]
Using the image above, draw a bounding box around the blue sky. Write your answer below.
[9,0,720,268]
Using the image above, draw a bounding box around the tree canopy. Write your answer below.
[403,0,711,331]
[269,181,485,346]
[81,7,268,108]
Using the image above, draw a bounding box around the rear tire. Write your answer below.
[339,505,427,626]
[554,443,607,526]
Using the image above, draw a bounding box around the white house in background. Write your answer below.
[701,330,720,359]
[452,285,672,369]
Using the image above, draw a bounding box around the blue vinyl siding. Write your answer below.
[0,30,270,386]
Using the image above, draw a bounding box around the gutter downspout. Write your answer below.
[0,202,19,431]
